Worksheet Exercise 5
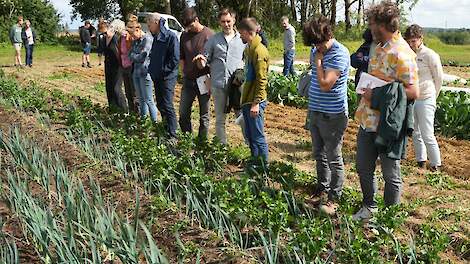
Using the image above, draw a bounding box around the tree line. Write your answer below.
[0,0,60,43]
[70,0,419,36]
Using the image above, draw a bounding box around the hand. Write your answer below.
[363,87,373,101]
[315,51,324,63]
[192,54,206,63]
[250,103,260,118]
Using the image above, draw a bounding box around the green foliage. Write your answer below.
[267,72,307,108]
[436,91,470,140]
[432,30,470,45]
[0,0,60,43]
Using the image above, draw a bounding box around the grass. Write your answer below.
[267,35,470,65]
[0,44,80,66]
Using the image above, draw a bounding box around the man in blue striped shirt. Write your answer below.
[303,16,350,215]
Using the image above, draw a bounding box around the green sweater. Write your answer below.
[241,34,269,106]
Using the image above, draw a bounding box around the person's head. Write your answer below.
[366,1,400,43]
[131,23,143,39]
[302,16,333,52]
[18,16,24,26]
[126,20,137,35]
[108,19,126,36]
[404,24,424,52]
[238,18,257,44]
[146,13,161,34]
[218,8,236,34]
[182,7,201,32]
[84,20,91,29]
[281,16,290,29]
[25,19,31,28]
[98,20,108,33]
[362,28,373,44]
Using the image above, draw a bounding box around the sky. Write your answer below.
[52,0,470,30]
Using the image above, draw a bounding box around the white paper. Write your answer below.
[196,75,209,95]
[356,72,389,94]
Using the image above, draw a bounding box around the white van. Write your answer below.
[137,12,184,40]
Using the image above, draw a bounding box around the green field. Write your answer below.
[267,35,470,65]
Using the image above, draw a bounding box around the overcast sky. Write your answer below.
[52,0,470,30]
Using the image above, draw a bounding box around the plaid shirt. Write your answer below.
[355,32,419,132]
[129,33,154,77]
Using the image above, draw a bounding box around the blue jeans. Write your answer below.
[153,77,178,138]
[25,44,34,66]
[283,50,295,76]
[242,101,268,161]
[133,73,158,122]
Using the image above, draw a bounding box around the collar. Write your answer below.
[248,34,262,51]
[381,31,401,49]
[155,18,168,41]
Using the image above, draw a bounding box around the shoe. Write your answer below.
[417,161,425,168]
[305,186,327,206]
[352,206,378,221]
[430,165,441,172]
[319,200,338,216]
[82,63,85,67]
[87,62,92,68]
[98,63,102,66]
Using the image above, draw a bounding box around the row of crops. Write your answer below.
[267,72,470,140]
[0,71,467,263]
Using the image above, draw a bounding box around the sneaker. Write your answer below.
[305,186,327,206]
[352,206,378,221]
[87,62,92,68]
[430,165,441,172]
[82,63,85,67]
[417,161,425,168]
[319,200,338,216]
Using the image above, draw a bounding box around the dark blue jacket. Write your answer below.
[148,18,180,81]
[351,42,372,87]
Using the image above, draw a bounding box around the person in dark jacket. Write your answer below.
[147,13,180,139]
[100,19,128,110]
[350,29,373,87]
[79,21,92,68]
[21,19,36,67]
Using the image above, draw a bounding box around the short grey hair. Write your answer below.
[281,16,289,22]
[146,12,161,24]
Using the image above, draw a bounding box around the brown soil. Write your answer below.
[2,54,470,263]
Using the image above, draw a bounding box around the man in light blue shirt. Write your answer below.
[194,8,245,144]
[303,16,350,215]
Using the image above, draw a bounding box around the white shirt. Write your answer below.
[415,44,443,100]
[25,28,34,45]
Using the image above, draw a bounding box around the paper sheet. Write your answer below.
[196,75,210,95]
[356,72,389,94]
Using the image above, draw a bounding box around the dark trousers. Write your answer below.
[153,77,178,138]
[309,111,348,201]
[105,62,119,109]
[242,101,268,161]
[25,44,34,66]
[122,66,137,113]
[178,78,210,139]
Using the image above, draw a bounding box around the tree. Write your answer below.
[0,0,60,42]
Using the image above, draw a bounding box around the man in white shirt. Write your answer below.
[281,16,296,76]
[405,24,443,172]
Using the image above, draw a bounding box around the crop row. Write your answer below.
[0,72,460,263]
[267,72,470,139]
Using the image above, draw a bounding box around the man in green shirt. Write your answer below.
[239,18,269,166]
[9,16,24,67]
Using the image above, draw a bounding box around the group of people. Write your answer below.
[9,16,37,67]
[94,8,270,164]
[304,1,444,219]
[9,0,443,221]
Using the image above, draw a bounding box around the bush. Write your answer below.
[435,91,470,139]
